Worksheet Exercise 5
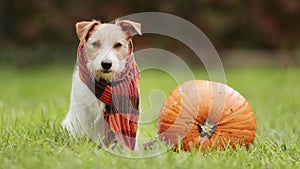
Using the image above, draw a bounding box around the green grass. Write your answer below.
[0,65,299,169]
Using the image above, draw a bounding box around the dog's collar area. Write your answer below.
[76,39,140,150]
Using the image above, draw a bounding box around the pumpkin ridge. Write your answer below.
[220,99,249,121]
[225,104,254,121]
[159,107,181,119]
[164,95,180,110]
[224,90,243,110]
[216,132,255,143]
[222,90,236,111]
[180,92,200,118]
[158,80,257,152]
[218,109,254,126]
[225,89,242,102]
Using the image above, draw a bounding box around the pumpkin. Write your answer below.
[158,80,257,151]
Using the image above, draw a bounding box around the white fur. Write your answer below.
[62,20,141,150]
[62,68,106,140]
[85,24,129,81]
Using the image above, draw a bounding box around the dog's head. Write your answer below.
[76,19,141,81]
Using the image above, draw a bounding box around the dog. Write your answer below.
[62,19,142,150]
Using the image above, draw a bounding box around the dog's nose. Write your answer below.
[101,59,112,70]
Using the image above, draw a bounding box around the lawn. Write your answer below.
[0,64,299,169]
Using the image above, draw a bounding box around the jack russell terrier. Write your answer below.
[62,19,142,150]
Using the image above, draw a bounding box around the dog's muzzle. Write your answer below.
[101,59,112,71]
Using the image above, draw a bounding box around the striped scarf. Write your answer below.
[77,40,140,150]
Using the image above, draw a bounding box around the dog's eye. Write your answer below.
[92,41,101,48]
[113,42,122,48]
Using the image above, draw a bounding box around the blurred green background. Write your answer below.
[1,0,300,67]
[0,2,300,168]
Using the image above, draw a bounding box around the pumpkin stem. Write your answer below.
[197,119,217,138]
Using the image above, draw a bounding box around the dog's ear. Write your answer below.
[116,20,142,37]
[76,20,100,41]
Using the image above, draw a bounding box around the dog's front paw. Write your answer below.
[61,118,78,138]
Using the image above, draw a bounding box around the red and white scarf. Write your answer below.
[77,39,140,150]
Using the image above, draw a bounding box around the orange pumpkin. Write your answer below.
[158,80,257,151]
